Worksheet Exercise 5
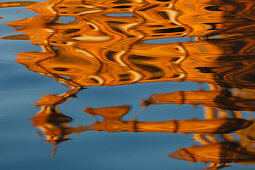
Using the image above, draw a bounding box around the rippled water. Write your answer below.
[1,0,255,169]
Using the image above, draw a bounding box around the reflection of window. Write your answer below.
[157,12,169,19]
[64,29,80,34]
[112,0,131,4]
[129,56,163,74]
[170,57,180,62]
[113,5,132,8]
[53,68,69,71]
[205,6,223,11]
[203,23,219,30]
[154,27,185,33]
[119,74,131,81]
[195,67,217,73]
[90,77,99,84]
[106,51,117,61]
[140,4,159,11]
[171,73,181,78]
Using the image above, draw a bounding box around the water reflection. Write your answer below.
[2,0,255,169]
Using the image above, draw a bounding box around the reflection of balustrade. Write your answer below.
[170,119,255,169]
[30,103,252,158]
[140,83,255,168]
[170,142,255,169]
[142,88,255,111]
[80,106,251,134]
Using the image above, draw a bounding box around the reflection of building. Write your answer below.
[3,0,255,88]
[3,0,255,168]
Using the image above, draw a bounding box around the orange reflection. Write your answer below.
[170,118,255,169]
[1,0,255,169]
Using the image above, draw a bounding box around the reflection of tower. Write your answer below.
[29,88,82,157]
[29,105,73,157]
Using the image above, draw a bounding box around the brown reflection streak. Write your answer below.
[2,0,255,168]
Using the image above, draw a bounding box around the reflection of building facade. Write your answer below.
[2,0,255,88]
[9,0,255,38]
[14,36,255,88]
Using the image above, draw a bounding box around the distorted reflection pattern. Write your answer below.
[2,0,255,169]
